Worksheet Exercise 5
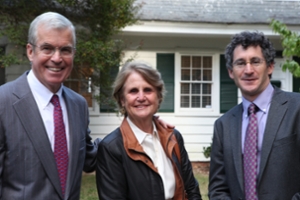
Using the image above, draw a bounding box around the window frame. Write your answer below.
[174,52,220,116]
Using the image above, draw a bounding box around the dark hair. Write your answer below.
[225,31,276,70]
[112,61,165,116]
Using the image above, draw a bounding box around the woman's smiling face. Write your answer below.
[121,71,159,124]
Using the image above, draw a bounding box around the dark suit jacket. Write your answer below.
[209,87,300,200]
[0,71,99,200]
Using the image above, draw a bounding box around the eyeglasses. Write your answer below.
[233,58,265,69]
[30,43,75,58]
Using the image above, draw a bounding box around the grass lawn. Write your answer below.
[80,171,209,200]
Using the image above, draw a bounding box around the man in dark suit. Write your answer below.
[0,12,100,199]
[209,31,300,200]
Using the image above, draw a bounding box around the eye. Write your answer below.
[41,45,54,53]
[234,60,246,67]
[144,87,153,93]
[129,88,138,94]
[251,58,261,65]
[61,46,73,55]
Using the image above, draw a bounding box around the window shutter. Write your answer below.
[220,54,237,113]
[157,53,175,112]
[100,65,119,112]
[293,56,300,93]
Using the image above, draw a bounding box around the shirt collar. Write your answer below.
[27,70,63,108]
[126,116,158,144]
[242,83,274,116]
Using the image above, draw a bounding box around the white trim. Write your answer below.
[121,21,300,37]
[89,87,100,116]
[174,51,220,116]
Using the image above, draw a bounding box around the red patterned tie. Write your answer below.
[51,95,68,197]
[243,103,258,200]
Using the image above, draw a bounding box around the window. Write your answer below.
[64,67,93,107]
[180,55,212,108]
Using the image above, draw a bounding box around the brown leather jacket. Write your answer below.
[96,118,202,200]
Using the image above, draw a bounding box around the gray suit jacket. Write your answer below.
[0,72,99,200]
[209,87,300,200]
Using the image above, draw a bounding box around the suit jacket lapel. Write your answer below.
[63,88,81,199]
[258,88,287,184]
[12,73,63,198]
[230,104,245,193]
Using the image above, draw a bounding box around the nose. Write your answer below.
[244,62,254,73]
[51,49,62,63]
[137,92,145,101]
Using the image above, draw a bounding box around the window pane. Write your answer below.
[192,96,200,108]
[203,69,212,81]
[181,56,190,68]
[203,56,212,68]
[192,69,201,80]
[65,68,93,107]
[181,96,190,107]
[192,83,201,94]
[181,69,190,80]
[180,55,213,109]
[181,83,190,94]
[192,56,201,68]
[203,83,211,94]
[203,96,211,108]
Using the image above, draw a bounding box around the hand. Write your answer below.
[154,115,175,129]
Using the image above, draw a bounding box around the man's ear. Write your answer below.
[26,43,34,62]
[267,63,275,76]
[228,68,234,79]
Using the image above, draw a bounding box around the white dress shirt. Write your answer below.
[127,117,175,199]
[27,70,70,152]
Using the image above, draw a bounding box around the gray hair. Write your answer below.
[112,61,166,116]
[28,12,76,46]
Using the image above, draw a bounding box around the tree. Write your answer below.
[270,19,300,77]
[0,0,141,105]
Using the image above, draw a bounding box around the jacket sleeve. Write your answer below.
[174,130,202,200]
[208,120,232,200]
[0,115,4,197]
[82,103,101,173]
[96,134,128,200]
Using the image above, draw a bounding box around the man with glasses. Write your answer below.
[209,31,300,199]
[0,12,101,199]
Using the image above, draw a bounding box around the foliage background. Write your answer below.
[0,0,141,103]
[271,19,300,77]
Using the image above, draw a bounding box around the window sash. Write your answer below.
[180,55,213,108]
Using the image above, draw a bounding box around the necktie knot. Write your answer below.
[248,103,258,115]
[51,95,60,107]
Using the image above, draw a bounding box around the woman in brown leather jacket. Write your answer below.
[96,61,202,200]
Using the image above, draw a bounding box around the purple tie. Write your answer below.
[51,95,68,197]
[243,103,258,200]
